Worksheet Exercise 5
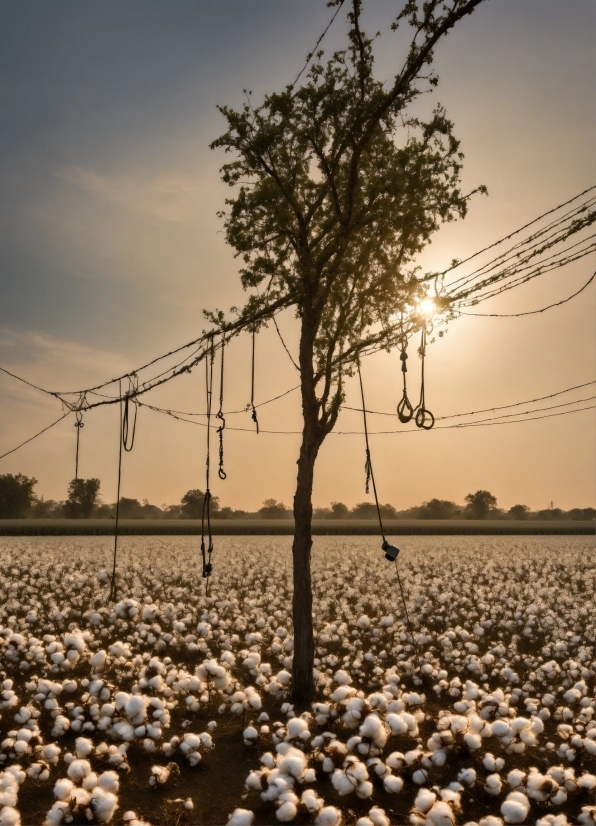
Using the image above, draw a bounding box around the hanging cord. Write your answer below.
[201,340,215,581]
[414,327,435,430]
[109,383,124,602]
[73,411,84,519]
[250,328,259,433]
[357,361,386,542]
[396,338,414,423]
[122,376,138,451]
[216,334,227,480]
[357,360,423,675]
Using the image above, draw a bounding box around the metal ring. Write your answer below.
[415,407,435,430]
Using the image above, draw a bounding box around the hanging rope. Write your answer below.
[109,382,124,602]
[250,328,259,433]
[216,335,227,480]
[122,376,138,452]
[201,340,215,581]
[73,411,84,519]
[357,360,422,675]
[397,338,414,423]
[414,327,435,430]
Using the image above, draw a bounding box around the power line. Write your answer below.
[0,412,71,461]
[457,271,596,317]
[345,380,596,420]
[290,0,346,90]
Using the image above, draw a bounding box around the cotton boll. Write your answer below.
[67,759,91,782]
[366,807,389,826]
[501,792,530,824]
[485,774,503,796]
[426,802,456,826]
[53,777,75,801]
[89,787,119,823]
[506,769,526,790]
[315,807,342,826]
[0,806,20,826]
[43,801,70,826]
[478,818,505,826]
[301,789,324,814]
[356,818,373,826]
[97,771,119,793]
[276,801,298,822]
[414,789,437,814]
[383,774,403,793]
[74,738,94,758]
[226,810,255,826]
[359,715,388,748]
[458,768,476,787]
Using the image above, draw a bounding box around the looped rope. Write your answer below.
[216,334,227,480]
[201,340,215,582]
[250,328,259,434]
[397,339,414,423]
[414,328,435,430]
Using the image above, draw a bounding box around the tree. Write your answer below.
[181,489,220,519]
[352,501,398,519]
[259,499,292,519]
[330,502,349,519]
[211,0,486,704]
[508,504,530,520]
[0,473,38,518]
[464,490,497,519]
[417,498,460,519]
[64,478,101,518]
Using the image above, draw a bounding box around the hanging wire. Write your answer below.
[216,334,227,480]
[0,412,71,461]
[122,376,138,452]
[109,382,124,602]
[357,360,423,674]
[201,339,215,582]
[397,338,414,423]
[73,411,84,519]
[414,327,435,430]
[250,328,259,434]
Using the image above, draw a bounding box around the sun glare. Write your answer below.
[418,297,436,317]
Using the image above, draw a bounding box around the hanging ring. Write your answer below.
[415,407,435,430]
[397,393,414,423]
[75,411,84,429]
[218,468,227,481]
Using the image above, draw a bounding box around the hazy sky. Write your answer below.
[0,0,594,512]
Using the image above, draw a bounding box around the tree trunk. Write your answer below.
[291,316,320,707]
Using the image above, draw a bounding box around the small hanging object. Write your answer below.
[414,327,435,430]
[201,340,215,581]
[122,375,138,452]
[382,540,400,562]
[396,338,414,423]
[250,328,259,434]
[73,411,84,519]
[216,334,227,480]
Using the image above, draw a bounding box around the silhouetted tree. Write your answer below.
[30,497,61,518]
[352,501,398,519]
[417,498,461,519]
[508,504,530,520]
[0,473,38,518]
[259,499,292,519]
[181,489,220,519]
[64,478,101,518]
[330,502,350,519]
[464,489,497,519]
[212,0,488,703]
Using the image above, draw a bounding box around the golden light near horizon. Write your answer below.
[417,297,436,318]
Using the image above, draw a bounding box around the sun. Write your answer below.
[418,297,436,317]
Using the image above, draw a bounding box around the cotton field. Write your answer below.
[0,535,594,826]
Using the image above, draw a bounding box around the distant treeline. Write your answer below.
[0,473,593,521]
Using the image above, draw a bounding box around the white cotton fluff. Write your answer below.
[243,726,259,745]
[334,670,352,685]
[89,787,119,823]
[67,759,91,782]
[386,713,408,735]
[276,801,298,823]
[226,809,255,826]
[43,801,70,826]
[478,818,505,826]
[383,774,404,793]
[425,802,456,826]
[359,715,387,748]
[413,789,437,814]
[301,789,324,814]
[278,748,307,781]
[366,807,389,826]
[53,777,75,801]
[485,774,502,796]
[506,769,526,790]
[89,650,107,670]
[315,807,342,826]
[458,768,476,787]
[578,808,596,825]
[0,806,20,826]
[74,738,94,758]
[535,817,569,826]
[97,771,120,793]
[501,792,530,824]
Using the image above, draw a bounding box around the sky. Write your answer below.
[0,0,594,513]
